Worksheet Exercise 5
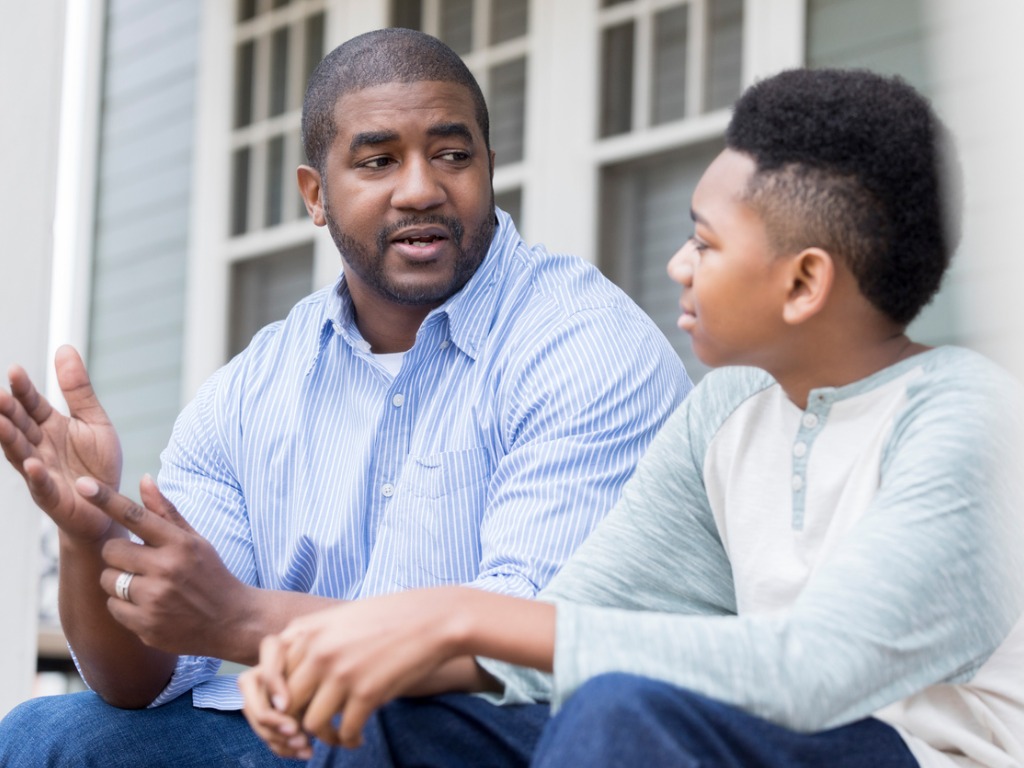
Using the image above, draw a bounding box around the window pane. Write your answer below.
[652,4,688,125]
[304,13,325,92]
[600,22,634,137]
[231,147,251,236]
[705,0,743,112]
[495,188,523,231]
[238,0,257,22]
[234,41,255,128]
[599,141,723,382]
[490,0,528,44]
[265,136,285,227]
[440,0,474,55]
[490,57,527,166]
[229,243,314,357]
[269,26,289,117]
[392,0,423,30]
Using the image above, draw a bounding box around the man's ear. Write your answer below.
[782,247,834,325]
[297,165,326,226]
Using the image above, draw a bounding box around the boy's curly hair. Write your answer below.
[727,68,961,326]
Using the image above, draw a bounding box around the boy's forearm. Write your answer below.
[452,588,556,673]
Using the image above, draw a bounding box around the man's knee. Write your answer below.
[0,692,109,764]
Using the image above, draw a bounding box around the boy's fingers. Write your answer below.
[74,476,177,546]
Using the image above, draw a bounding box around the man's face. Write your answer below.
[316,80,495,308]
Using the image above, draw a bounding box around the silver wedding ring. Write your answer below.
[115,571,135,602]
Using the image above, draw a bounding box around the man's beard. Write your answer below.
[324,195,496,307]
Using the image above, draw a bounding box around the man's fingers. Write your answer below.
[3,368,46,445]
[23,458,64,511]
[75,476,178,545]
[139,474,197,534]
[53,345,111,426]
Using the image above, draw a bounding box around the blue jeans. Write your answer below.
[313,673,920,767]
[0,690,305,768]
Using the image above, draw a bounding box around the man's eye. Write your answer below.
[438,150,470,162]
[361,157,392,169]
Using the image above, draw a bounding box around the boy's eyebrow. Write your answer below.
[690,207,709,228]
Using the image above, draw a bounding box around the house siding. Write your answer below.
[87,0,201,493]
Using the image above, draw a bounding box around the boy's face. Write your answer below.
[667,149,793,369]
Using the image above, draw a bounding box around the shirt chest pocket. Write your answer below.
[390,447,492,587]
[402,447,491,500]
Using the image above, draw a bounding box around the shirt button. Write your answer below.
[392,393,405,407]
[792,475,804,491]
[381,483,395,497]
[802,413,819,429]
[793,442,807,458]
[439,340,450,349]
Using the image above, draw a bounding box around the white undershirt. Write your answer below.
[373,351,405,378]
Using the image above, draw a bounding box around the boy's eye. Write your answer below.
[689,235,709,254]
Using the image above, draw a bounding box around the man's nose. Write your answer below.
[391,157,446,210]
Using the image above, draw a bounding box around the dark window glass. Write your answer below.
[234,41,255,128]
[490,0,528,44]
[600,22,634,137]
[652,4,688,125]
[231,147,252,236]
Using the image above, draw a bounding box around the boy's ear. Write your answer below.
[782,247,834,325]
[297,165,326,226]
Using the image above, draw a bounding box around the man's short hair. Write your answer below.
[726,68,961,326]
[301,28,490,176]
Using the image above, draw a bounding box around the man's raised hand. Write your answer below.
[0,345,122,541]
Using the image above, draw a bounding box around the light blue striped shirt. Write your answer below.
[150,209,690,709]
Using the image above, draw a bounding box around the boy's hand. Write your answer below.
[276,588,474,749]
[0,345,123,542]
[239,634,315,759]
[239,636,312,760]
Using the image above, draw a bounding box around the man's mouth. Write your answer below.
[400,235,446,247]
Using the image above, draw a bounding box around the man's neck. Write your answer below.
[348,288,436,353]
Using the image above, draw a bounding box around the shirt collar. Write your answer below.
[315,207,521,361]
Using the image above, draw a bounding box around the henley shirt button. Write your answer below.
[792,475,804,491]
[439,340,450,349]
[381,483,395,497]
[801,413,819,429]
[793,442,807,458]
[392,393,405,407]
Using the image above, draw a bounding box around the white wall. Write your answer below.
[0,0,65,714]
[928,0,1024,380]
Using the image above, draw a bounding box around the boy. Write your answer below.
[240,67,1024,766]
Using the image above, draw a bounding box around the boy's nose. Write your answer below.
[667,241,696,285]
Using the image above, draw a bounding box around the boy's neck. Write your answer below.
[774,331,929,410]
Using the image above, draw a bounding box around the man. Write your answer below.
[0,28,688,766]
